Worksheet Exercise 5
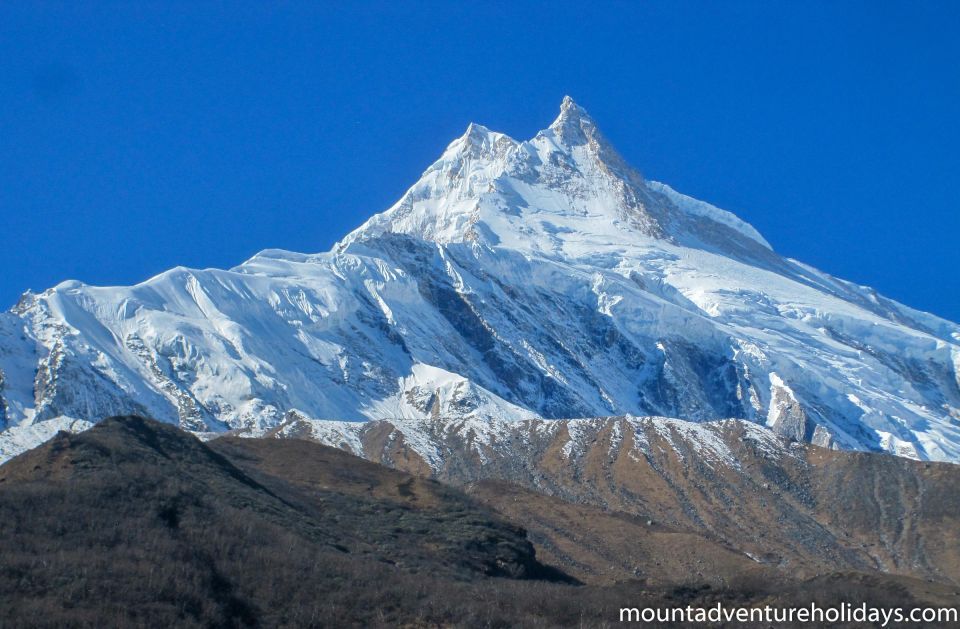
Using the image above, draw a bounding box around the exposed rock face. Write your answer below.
[767,373,810,441]
[0,369,7,430]
[276,414,960,586]
[1,98,959,462]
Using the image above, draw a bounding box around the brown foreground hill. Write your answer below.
[0,416,958,628]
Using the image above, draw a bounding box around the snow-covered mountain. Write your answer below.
[2,97,959,462]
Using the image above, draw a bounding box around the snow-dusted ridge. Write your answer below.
[271,414,798,475]
[1,97,959,464]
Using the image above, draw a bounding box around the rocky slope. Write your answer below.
[274,413,960,586]
[2,416,957,628]
[1,97,958,462]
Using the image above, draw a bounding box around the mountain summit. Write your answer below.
[340,97,774,261]
[2,99,959,462]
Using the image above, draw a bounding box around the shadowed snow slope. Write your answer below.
[1,97,959,462]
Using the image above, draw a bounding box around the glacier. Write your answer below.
[2,96,959,463]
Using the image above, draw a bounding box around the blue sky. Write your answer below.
[1,2,958,320]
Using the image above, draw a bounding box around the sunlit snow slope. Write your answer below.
[2,97,959,462]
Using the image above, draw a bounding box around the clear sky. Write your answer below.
[1,2,958,321]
